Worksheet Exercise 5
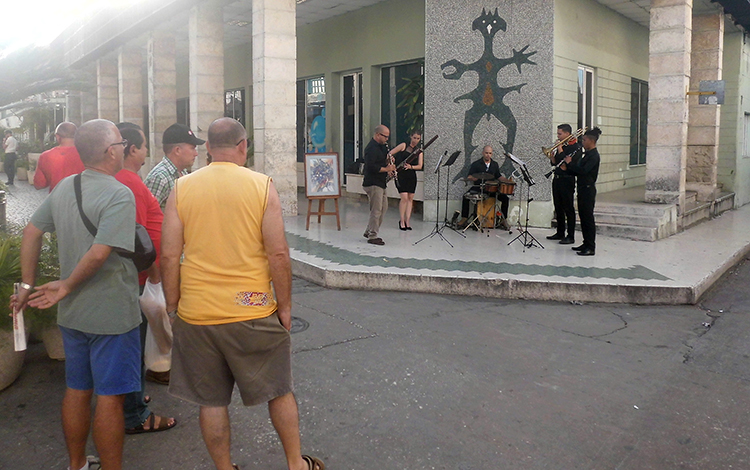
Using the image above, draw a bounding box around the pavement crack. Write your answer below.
[294,334,377,353]
[292,299,378,337]
[588,310,629,339]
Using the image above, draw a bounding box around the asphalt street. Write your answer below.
[1,182,749,469]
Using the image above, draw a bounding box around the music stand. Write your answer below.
[415,150,461,247]
[440,151,465,237]
[505,152,544,251]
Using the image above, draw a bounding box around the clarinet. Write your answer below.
[385,142,398,185]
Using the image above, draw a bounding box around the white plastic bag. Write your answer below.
[139,280,172,372]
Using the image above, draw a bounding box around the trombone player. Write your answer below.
[546,124,582,244]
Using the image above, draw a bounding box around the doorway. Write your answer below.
[342,72,363,185]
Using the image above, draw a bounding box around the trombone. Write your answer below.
[542,127,586,179]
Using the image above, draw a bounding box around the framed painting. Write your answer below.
[304,152,340,198]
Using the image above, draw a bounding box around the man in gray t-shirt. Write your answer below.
[13,119,140,470]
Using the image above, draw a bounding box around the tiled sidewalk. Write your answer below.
[287,193,750,304]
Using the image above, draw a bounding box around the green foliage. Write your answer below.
[0,233,22,331]
[15,157,29,169]
[397,71,425,136]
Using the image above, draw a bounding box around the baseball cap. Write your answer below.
[162,123,205,146]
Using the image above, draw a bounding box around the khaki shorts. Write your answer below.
[169,312,293,407]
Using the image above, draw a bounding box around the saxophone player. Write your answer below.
[546,124,582,244]
[362,125,396,246]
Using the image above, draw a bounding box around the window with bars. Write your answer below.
[577,65,595,132]
[630,79,649,166]
[224,88,245,129]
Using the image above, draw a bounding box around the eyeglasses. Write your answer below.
[378,132,390,139]
[105,140,128,154]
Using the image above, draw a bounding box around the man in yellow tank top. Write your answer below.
[161,118,324,470]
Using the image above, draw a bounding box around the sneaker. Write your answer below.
[367,237,385,245]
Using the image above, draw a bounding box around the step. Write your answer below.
[713,192,734,216]
[596,222,658,242]
[595,201,677,218]
[594,212,662,228]
[682,202,711,230]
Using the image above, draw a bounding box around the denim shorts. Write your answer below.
[60,325,141,396]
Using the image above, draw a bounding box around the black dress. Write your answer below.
[394,148,418,194]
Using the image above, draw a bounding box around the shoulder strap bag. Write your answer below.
[74,173,156,272]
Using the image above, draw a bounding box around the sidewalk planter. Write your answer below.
[0,330,25,391]
[15,167,27,182]
[40,326,65,360]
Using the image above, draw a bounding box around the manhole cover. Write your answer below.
[290,316,309,334]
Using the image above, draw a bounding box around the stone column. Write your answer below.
[65,92,81,126]
[686,12,723,202]
[97,57,119,121]
[119,46,144,129]
[80,90,98,123]
[253,0,297,216]
[644,0,692,209]
[147,32,177,170]
[189,1,225,169]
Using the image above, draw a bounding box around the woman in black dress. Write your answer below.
[391,131,423,230]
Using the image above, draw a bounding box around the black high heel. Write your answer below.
[406,225,412,230]
[399,222,407,231]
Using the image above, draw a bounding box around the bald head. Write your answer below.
[75,119,118,165]
[206,118,247,164]
[55,122,77,140]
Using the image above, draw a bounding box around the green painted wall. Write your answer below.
[297,0,425,156]
[554,0,649,194]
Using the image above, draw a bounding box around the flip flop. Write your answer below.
[125,412,177,435]
[302,455,325,470]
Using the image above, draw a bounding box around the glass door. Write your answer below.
[342,72,362,184]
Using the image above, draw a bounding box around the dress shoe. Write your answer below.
[363,230,371,239]
[406,226,412,231]
[399,222,407,231]
[577,247,595,256]
[571,244,585,251]
[559,237,575,245]
[367,237,385,245]
[546,233,564,240]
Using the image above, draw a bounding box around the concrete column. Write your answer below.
[686,12,723,202]
[65,92,81,126]
[644,0,692,210]
[189,1,225,169]
[80,90,98,123]
[97,57,119,121]
[119,46,144,129]
[253,0,297,216]
[147,31,177,170]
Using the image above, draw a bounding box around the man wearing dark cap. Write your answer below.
[144,123,205,210]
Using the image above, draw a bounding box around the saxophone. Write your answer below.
[385,142,398,184]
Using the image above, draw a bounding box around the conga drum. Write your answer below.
[499,180,516,196]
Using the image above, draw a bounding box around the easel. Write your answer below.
[306,197,341,230]
[304,152,342,231]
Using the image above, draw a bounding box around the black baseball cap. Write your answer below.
[162,123,205,146]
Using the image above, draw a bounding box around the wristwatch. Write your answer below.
[167,309,178,319]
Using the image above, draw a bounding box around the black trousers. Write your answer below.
[577,184,597,249]
[3,152,17,184]
[552,175,575,238]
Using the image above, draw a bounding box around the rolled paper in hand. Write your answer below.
[13,283,26,352]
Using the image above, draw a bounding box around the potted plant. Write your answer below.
[26,234,63,360]
[15,157,29,182]
[0,233,26,391]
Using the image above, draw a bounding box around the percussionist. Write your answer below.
[457,145,511,229]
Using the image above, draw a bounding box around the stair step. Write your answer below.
[596,223,657,242]
[595,202,677,217]
[594,212,662,228]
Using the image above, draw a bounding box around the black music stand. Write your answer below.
[415,150,461,247]
[440,151,465,237]
[506,154,544,251]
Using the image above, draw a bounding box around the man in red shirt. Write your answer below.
[34,122,85,192]
[115,122,176,436]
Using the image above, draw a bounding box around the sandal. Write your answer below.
[125,412,177,435]
[302,455,325,470]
